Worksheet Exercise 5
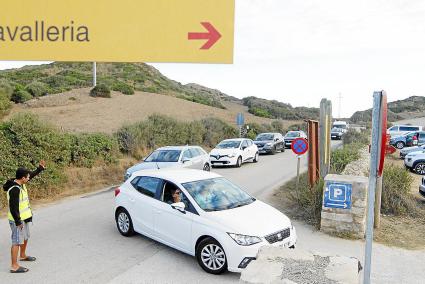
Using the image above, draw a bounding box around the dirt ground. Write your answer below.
[5,88,300,134]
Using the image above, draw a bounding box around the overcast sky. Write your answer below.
[1,0,425,117]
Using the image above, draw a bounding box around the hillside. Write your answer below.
[0,62,320,122]
[351,96,425,123]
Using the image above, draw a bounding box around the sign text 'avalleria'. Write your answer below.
[0,21,90,42]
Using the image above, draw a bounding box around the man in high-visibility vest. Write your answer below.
[3,161,46,273]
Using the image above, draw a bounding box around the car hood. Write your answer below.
[127,161,181,174]
[406,151,425,158]
[206,200,291,237]
[284,136,298,141]
[210,148,239,156]
[401,146,421,153]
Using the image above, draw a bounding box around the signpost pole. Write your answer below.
[296,155,301,194]
[374,176,383,228]
[92,62,97,87]
[363,92,383,284]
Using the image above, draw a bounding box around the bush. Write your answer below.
[90,84,111,98]
[0,79,13,98]
[330,143,363,173]
[0,91,12,118]
[25,81,50,97]
[343,128,369,145]
[381,163,418,216]
[11,86,32,103]
[112,81,135,95]
[286,173,325,227]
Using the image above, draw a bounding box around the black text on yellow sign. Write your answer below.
[0,0,235,63]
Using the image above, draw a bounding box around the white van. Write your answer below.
[332,121,349,133]
[387,125,423,137]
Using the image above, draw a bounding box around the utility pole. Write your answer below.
[338,93,343,119]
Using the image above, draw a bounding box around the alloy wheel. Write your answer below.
[118,212,130,233]
[200,244,226,271]
[414,163,425,175]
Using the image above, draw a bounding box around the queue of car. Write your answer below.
[117,131,303,274]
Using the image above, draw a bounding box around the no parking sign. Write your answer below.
[291,138,308,155]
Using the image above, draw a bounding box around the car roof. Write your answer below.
[130,169,222,184]
[155,145,200,151]
[221,138,246,142]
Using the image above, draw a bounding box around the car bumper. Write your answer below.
[420,184,425,198]
[404,159,414,168]
[210,156,238,166]
[284,141,293,148]
[257,147,273,154]
[331,135,342,139]
[226,226,297,273]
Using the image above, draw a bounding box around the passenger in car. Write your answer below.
[169,188,182,204]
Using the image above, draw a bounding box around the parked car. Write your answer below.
[400,144,425,159]
[114,169,297,274]
[389,131,421,149]
[419,176,425,198]
[125,146,211,180]
[254,132,285,154]
[284,131,307,148]
[210,138,258,167]
[331,127,344,140]
[387,125,423,137]
[404,150,425,174]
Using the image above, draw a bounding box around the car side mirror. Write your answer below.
[182,158,190,163]
[274,138,279,142]
[171,202,186,213]
[242,146,247,150]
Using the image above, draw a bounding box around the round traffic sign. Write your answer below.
[291,138,308,155]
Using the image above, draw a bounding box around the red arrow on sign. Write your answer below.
[188,22,221,50]
[385,144,396,155]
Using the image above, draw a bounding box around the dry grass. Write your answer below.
[5,88,300,134]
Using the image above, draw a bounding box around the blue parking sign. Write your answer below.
[324,182,352,209]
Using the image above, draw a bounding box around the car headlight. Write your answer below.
[227,233,262,246]
[266,143,272,146]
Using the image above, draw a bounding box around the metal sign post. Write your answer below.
[236,113,244,137]
[92,62,97,87]
[292,138,309,193]
[363,91,387,284]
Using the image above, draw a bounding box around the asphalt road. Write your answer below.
[2,140,423,283]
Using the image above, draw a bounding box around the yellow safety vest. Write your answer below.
[7,184,32,222]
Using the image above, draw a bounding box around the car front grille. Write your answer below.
[264,228,290,244]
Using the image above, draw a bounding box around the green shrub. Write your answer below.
[112,81,135,95]
[90,84,111,98]
[330,143,363,173]
[25,81,50,97]
[70,133,118,167]
[11,86,32,103]
[343,128,369,145]
[0,79,13,98]
[381,163,418,216]
[285,173,325,227]
[0,91,12,118]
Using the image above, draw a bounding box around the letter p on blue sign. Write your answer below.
[324,182,352,209]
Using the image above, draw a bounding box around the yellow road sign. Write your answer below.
[0,0,235,63]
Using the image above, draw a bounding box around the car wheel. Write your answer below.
[281,145,285,152]
[414,162,425,175]
[236,156,242,168]
[271,146,276,155]
[253,152,259,163]
[396,141,405,149]
[115,208,134,237]
[203,163,211,171]
[196,237,227,274]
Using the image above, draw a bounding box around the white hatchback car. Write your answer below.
[114,169,296,274]
[210,138,259,167]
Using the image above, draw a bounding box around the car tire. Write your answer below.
[115,208,135,237]
[271,146,276,155]
[414,162,425,175]
[203,163,211,171]
[236,156,242,168]
[396,141,405,149]
[196,237,227,274]
[281,145,285,152]
[253,152,259,163]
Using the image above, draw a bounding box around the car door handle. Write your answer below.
[129,198,135,203]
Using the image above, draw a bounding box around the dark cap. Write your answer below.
[16,168,31,180]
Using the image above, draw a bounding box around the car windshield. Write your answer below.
[285,132,300,138]
[144,150,181,162]
[255,134,274,141]
[182,177,255,211]
[216,140,241,149]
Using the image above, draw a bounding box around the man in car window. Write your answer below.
[169,188,182,204]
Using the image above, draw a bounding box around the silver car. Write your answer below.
[125,146,211,180]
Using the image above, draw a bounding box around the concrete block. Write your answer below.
[325,256,360,284]
[321,212,353,222]
[241,260,282,283]
[256,246,314,262]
